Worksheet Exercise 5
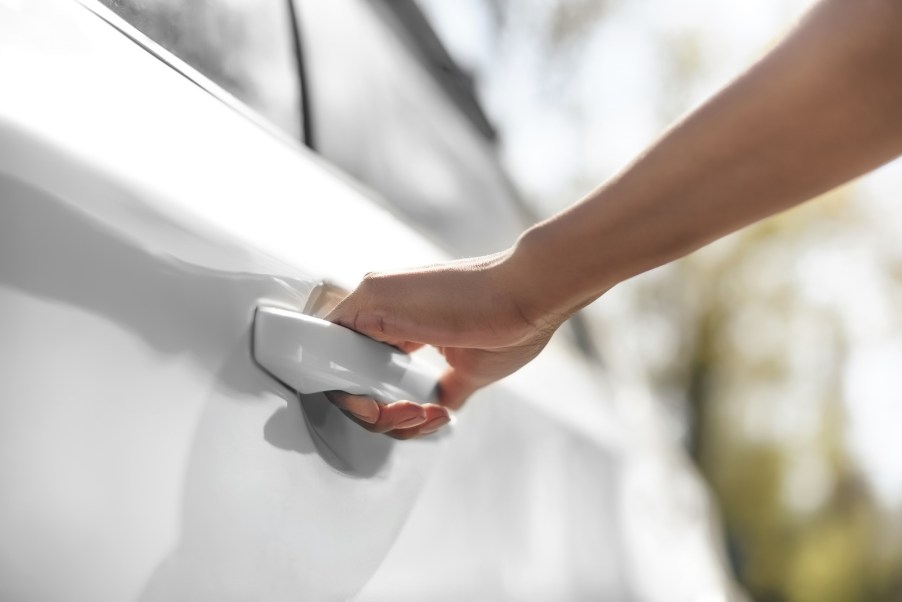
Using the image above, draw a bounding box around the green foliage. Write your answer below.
[674,191,902,601]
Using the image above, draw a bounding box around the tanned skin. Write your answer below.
[326,0,902,438]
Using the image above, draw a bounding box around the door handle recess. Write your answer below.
[253,306,440,404]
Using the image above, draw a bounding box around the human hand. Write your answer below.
[324,249,565,439]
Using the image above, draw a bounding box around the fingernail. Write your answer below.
[395,411,427,429]
[418,415,451,435]
[345,398,380,424]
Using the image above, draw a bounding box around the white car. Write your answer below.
[0,0,741,600]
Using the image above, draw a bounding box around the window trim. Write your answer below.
[287,0,315,149]
[76,0,309,150]
[373,0,496,142]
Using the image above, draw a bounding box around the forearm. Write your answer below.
[513,0,902,321]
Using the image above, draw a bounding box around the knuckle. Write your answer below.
[360,271,384,289]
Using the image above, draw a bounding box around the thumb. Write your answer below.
[438,368,482,411]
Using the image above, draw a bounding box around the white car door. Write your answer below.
[0,1,726,601]
[0,1,457,599]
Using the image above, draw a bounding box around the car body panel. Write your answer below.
[0,2,451,599]
[0,1,642,600]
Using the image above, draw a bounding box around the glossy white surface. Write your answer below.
[0,1,447,599]
[253,307,440,403]
[0,1,741,600]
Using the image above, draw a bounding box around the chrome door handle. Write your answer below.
[252,306,439,403]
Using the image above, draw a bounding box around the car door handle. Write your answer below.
[252,306,440,403]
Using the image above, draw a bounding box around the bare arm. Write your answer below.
[516,0,902,319]
[328,0,902,437]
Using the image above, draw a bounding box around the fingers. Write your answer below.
[326,368,479,426]
[373,401,429,433]
[325,274,395,341]
[326,392,452,437]
[328,391,380,424]
[325,287,423,352]
[385,404,451,439]
[324,271,469,348]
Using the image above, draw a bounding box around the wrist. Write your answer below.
[502,220,612,328]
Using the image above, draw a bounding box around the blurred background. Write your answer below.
[417,0,902,600]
